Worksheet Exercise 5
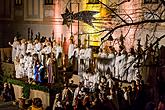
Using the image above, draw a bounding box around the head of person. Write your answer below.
[35,39,39,43]
[14,37,17,41]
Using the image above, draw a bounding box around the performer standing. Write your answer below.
[34,39,41,60]
[127,48,136,82]
[20,39,26,57]
[55,42,63,68]
[68,39,74,64]
[8,37,18,62]
[46,53,56,83]
[34,60,45,83]
[108,47,116,77]
[63,37,69,67]
[26,40,33,54]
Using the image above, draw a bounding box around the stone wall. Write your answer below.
[12,84,50,109]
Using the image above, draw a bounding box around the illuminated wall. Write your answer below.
[81,0,110,46]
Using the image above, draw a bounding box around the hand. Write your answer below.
[8,42,11,45]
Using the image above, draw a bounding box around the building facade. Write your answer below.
[0,0,164,49]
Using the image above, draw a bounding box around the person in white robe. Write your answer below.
[55,42,62,60]
[26,40,33,54]
[23,53,28,77]
[99,48,108,73]
[78,45,86,79]
[127,48,136,82]
[83,71,90,88]
[8,37,18,62]
[18,55,25,78]
[97,48,103,72]
[15,41,21,59]
[84,47,92,69]
[118,49,127,80]
[40,42,52,65]
[72,44,79,71]
[108,47,116,77]
[20,39,26,57]
[27,54,34,81]
[55,42,63,67]
[34,39,41,60]
[15,56,21,78]
[68,39,74,63]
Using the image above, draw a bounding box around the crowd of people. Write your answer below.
[7,35,165,110]
[9,35,140,84]
[52,79,165,110]
[9,36,76,83]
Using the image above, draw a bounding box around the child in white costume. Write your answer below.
[27,54,34,80]
[19,55,25,78]
[34,39,41,54]
[20,39,26,56]
[23,53,29,77]
[14,57,21,78]
[26,40,33,54]
[84,47,92,68]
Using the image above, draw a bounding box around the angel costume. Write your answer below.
[9,38,18,62]
[26,42,33,54]
[127,54,136,82]
[84,47,92,68]
[68,43,74,60]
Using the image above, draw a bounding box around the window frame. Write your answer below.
[15,0,22,6]
[144,0,158,4]
[44,0,53,5]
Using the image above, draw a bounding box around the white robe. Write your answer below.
[20,43,26,56]
[115,55,121,79]
[34,43,41,54]
[117,54,127,80]
[24,55,28,76]
[108,53,115,76]
[16,58,24,78]
[15,60,20,78]
[84,48,92,68]
[45,46,52,55]
[26,43,33,54]
[55,45,62,59]
[78,48,86,75]
[73,48,79,58]
[27,56,34,79]
[127,55,136,82]
[15,45,21,58]
[11,41,18,62]
[68,44,74,59]
[79,49,86,60]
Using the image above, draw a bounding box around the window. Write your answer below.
[15,0,22,6]
[87,0,99,4]
[45,0,53,5]
[144,0,158,4]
